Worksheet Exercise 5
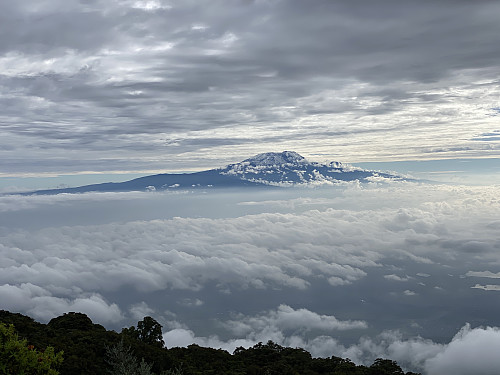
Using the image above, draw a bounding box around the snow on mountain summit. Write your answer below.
[242,151,308,166]
[219,151,381,186]
[24,151,408,195]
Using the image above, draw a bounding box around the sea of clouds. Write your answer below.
[1,182,500,374]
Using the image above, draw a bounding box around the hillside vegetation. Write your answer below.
[0,310,420,375]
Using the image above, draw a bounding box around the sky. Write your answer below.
[2,2,500,375]
[1,0,500,185]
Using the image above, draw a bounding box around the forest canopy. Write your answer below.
[0,310,419,375]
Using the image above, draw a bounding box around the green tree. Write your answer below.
[122,317,164,348]
[0,323,63,375]
[137,317,164,348]
[105,339,155,375]
[47,312,95,331]
[369,358,405,375]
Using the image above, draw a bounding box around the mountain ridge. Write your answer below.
[19,151,408,195]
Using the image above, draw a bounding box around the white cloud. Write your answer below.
[471,284,500,291]
[1,184,499,306]
[467,270,500,279]
[224,304,367,336]
[163,327,257,352]
[161,318,500,375]
[163,304,366,354]
[294,324,500,374]
[403,290,417,296]
[129,301,156,320]
[425,324,500,375]
[1,184,500,372]
[0,283,122,325]
[384,274,411,282]
[164,328,200,348]
[339,325,500,374]
[1,202,393,294]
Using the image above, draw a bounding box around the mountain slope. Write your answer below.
[220,151,401,186]
[23,151,407,195]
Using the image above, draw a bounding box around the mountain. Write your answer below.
[219,151,401,186]
[22,151,407,195]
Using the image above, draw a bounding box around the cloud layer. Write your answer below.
[1,183,500,374]
[162,315,500,375]
[1,1,500,175]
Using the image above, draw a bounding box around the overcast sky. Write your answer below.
[2,3,500,374]
[1,0,500,177]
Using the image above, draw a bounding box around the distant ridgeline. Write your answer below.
[0,310,420,375]
[21,151,407,195]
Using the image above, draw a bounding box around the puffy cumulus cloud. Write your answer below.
[162,317,500,375]
[333,325,500,374]
[0,283,122,325]
[164,304,366,354]
[164,328,201,348]
[129,301,156,320]
[163,327,256,353]
[1,184,500,320]
[424,324,500,375]
[223,304,367,336]
[0,206,388,295]
[325,330,445,371]
[2,183,500,371]
[289,325,500,374]
[162,326,350,359]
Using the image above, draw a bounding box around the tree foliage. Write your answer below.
[369,358,405,375]
[0,323,63,375]
[105,340,155,375]
[122,316,164,348]
[0,310,420,375]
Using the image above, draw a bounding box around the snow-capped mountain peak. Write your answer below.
[242,151,308,166]
[22,151,408,195]
[219,151,384,186]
